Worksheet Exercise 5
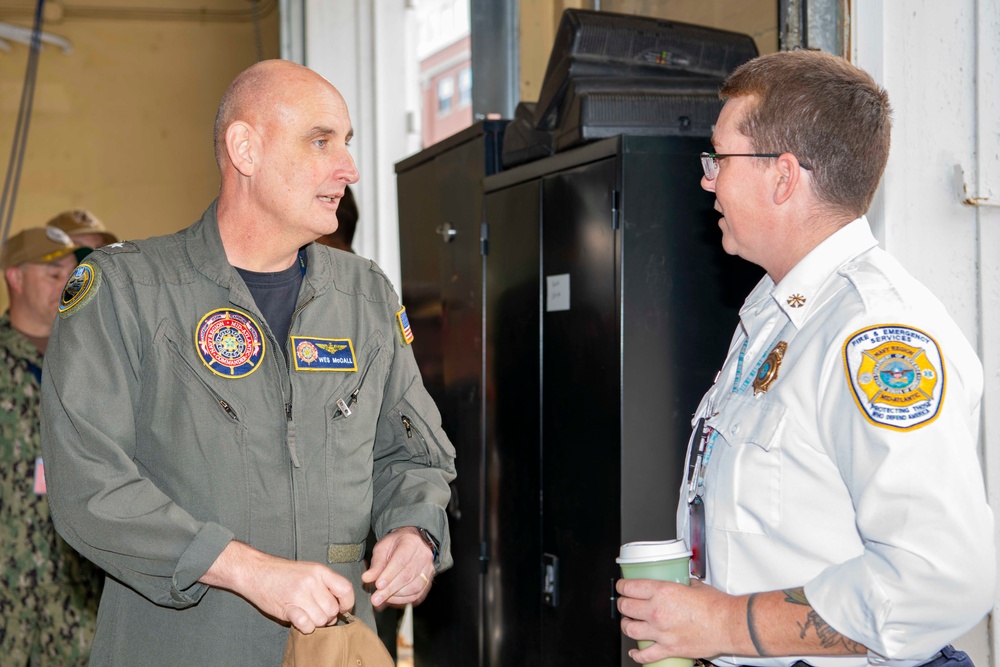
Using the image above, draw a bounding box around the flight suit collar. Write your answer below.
[185,200,244,301]
[184,200,335,307]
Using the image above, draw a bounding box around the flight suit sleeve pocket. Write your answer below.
[387,390,456,474]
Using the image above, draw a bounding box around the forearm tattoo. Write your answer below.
[747,593,766,655]
[746,588,866,656]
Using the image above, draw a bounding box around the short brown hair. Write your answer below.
[720,50,892,217]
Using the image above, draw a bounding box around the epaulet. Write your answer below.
[839,258,904,308]
[367,260,397,295]
[97,241,141,255]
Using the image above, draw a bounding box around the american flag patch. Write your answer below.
[397,307,414,345]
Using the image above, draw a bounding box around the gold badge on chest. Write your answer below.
[753,341,788,395]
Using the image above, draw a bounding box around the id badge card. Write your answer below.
[33,456,47,495]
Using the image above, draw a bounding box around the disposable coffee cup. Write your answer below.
[617,539,694,667]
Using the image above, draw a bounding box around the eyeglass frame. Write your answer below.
[699,151,813,181]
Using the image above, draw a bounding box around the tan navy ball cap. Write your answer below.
[282,613,394,667]
[47,209,119,247]
[0,226,80,269]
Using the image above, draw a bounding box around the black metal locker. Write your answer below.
[480,135,761,666]
[396,130,761,667]
[395,120,507,667]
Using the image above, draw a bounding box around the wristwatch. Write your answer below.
[417,528,440,565]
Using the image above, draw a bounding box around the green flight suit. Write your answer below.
[40,202,456,666]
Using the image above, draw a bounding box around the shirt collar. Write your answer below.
[770,216,878,327]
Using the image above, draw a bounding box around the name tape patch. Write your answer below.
[291,336,357,372]
[843,324,945,431]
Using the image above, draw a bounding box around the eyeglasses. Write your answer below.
[699,152,813,181]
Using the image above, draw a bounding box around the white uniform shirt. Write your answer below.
[676,217,994,667]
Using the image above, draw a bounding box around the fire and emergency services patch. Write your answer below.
[843,324,945,431]
[59,262,100,317]
[195,308,266,378]
[397,307,414,345]
[290,336,357,372]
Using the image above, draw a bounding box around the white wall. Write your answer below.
[281,0,421,294]
[853,2,1000,665]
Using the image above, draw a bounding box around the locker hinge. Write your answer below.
[611,190,620,230]
[480,222,489,256]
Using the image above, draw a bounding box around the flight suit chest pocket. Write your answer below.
[706,392,786,534]
[325,331,388,446]
[140,320,249,517]
[151,319,249,429]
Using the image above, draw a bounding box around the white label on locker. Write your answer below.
[546,274,570,312]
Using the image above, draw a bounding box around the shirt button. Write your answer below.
[730,424,740,435]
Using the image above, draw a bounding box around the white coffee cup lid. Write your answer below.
[616,539,691,564]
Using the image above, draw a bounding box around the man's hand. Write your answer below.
[200,541,355,634]
[362,526,435,610]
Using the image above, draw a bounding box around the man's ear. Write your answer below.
[773,152,804,206]
[5,266,23,295]
[225,121,256,177]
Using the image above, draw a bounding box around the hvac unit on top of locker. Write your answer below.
[502,8,760,167]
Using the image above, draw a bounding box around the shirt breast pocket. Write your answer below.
[707,392,786,535]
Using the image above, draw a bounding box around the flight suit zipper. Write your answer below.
[284,292,314,562]
[332,347,382,419]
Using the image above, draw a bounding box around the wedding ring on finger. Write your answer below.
[418,572,429,589]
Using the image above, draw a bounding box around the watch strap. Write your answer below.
[417,527,440,564]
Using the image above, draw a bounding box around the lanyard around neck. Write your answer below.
[688,319,796,502]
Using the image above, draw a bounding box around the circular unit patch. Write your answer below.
[59,262,100,317]
[843,324,945,431]
[195,308,266,378]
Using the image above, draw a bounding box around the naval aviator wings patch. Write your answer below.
[843,324,945,431]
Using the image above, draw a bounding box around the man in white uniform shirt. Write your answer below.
[616,50,994,667]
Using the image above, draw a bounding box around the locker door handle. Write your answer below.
[542,553,559,607]
[435,222,457,243]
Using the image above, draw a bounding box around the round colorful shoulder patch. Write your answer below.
[842,324,945,431]
[195,308,266,378]
[59,262,101,317]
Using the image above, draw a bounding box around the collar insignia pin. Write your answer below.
[787,294,806,308]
